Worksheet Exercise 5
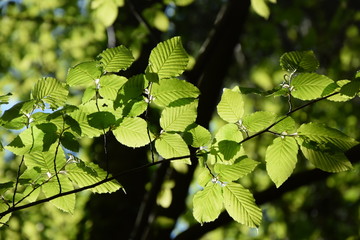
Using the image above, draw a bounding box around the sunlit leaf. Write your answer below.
[66,61,101,87]
[32,77,68,110]
[98,45,134,72]
[42,175,75,213]
[24,145,66,174]
[241,111,276,132]
[215,157,259,182]
[112,117,153,148]
[148,36,189,79]
[223,182,262,228]
[280,51,319,73]
[251,0,270,19]
[66,160,122,193]
[265,137,298,187]
[299,138,353,172]
[155,132,190,164]
[151,78,200,107]
[160,100,198,131]
[183,123,212,148]
[291,73,334,100]
[217,86,244,123]
[193,184,223,224]
[298,122,358,151]
[98,75,127,100]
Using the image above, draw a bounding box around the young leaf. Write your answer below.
[87,111,116,130]
[24,145,66,174]
[98,74,128,100]
[151,78,200,107]
[217,87,244,123]
[66,61,101,87]
[209,123,243,164]
[155,132,190,164]
[60,132,80,152]
[66,161,122,193]
[269,116,297,133]
[112,117,153,148]
[223,182,262,228]
[280,51,319,73]
[98,45,134,72]
[327,80,354,102]
[42,175,76,213]
[0,100,36,129]
[193,184,223,224]
[298,122,358,151]
[148,36,189,79]
[299,139,353,172]
[339,78,360,98]
[183,124,211,148]
[265,137,298,187]
[251,0,270,19]
[215,157,259,182]
[160,100,198,131]
[291,73,334,100]
[6,125,58,155]
[241,111,277,132]
[32,77,68,110]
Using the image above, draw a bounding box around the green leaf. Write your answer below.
[32,77,68,110]
[298,122,358,151]
[215,156,259,182]
[87,111,116,129]
[265,137,298,187]
[24,145,66,174]
[196,168,213,187]
[339,78,360,98]
[183,123,212,148]
[99,75,128,100]
[151,78,200,107]
[291,73,334,100]
[66,160,122,193]
[98,45,134,72]
[0,100,36,129]
[155,132,190,164]
[327,80,354,102]
[42,175,75,213]
[160,100,198,131]
[22,185,41,203]
[270,116,297,133]
[0,182,14,195]
[299,138,353,172]
[223,182,262,228]
[6,125,58,155]
[241,111,277,132]
[217,87,244,123]
[251,0,270,19]
[148,36,189,79]
[0,93,12,105]
[280,51,319,72]
[112,117,153,148]
[60,132,80,152]
[193,184,223,224]
[209,124,243,164]
[66,61,101,87]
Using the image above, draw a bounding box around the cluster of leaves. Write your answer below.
[0,37,359,229]
[191,51,360,227]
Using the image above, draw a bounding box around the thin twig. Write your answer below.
[12,156,25,207]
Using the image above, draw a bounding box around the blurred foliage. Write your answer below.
[0,0,359,239]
